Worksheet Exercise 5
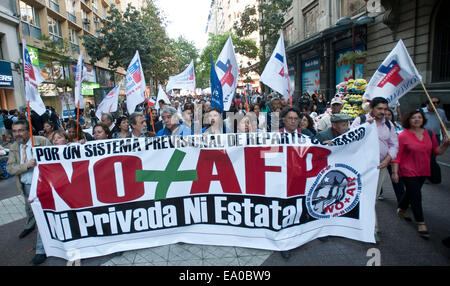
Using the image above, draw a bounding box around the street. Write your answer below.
[0,144,449,267]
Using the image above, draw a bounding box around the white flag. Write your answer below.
[216,36,239,111]
[96,83,121,120]
[156,85,170,110]
[126,51,146,114]
[22,39,46,115]
[74,53,85,109]
[260,34,290,100]
[166,60,196,92]
[364,39,422,105]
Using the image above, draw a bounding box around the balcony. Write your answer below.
[47,0,60,13]
[67,12,77,23]
[21,21,42,40]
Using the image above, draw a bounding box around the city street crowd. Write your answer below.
[0,90,449,264]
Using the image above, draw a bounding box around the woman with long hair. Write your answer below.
[392,109,449,238]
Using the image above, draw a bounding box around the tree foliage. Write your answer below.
[196,32,258,89]
[81,1,198,86]
[233,0,293,74]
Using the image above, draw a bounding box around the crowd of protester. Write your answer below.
[1,89,449,264]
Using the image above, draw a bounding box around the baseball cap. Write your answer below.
[331,97,343,105]
[330,113,352,122]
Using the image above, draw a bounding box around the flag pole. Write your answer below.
[287,70,293,107]
[421,81,449,138]
[243,85,250,113]
[76,101,80,141]
[26,101,34,147]
[194,89,199,122]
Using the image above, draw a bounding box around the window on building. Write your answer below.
[20,1,41,40]
[432,1,450,82]
[283,19,294,47]
[47,0,60,13]
[69,28,80,55]
[303,3,319,39]
[20,1,40,27]
[340,0,366,18]
[48,15,62,45]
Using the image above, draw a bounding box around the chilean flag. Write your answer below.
[215,36,239,111]
[22,39,46,115]
[364,40,422,105]
[126,50,146,114]
[260,34,290,101]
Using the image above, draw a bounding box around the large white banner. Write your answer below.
[29,124,379,260]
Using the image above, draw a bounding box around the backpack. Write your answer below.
[359,114,391,130]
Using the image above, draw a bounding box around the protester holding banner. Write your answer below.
[314,114,352,145]
[202,108,229,134]
[279,107,314,137]
[112,116,131,139]
[6,120,51,265]
[129,112,148,138]
[156,107,193,136]
[351,97,398,242]
[51,130,70,146]
[93,123,112,140]
[392,109,450,238]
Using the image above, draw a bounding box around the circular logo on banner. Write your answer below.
[306,163,362,219]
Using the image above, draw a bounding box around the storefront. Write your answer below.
[301,57,320,95]
[286,22,368,102]
[0,60,15,110]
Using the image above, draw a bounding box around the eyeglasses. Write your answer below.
[431,101,440,105]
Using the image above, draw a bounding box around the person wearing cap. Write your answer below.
[316,97,343,132]
[314,113,352,145]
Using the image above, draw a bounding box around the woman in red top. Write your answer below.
[392,109,449,238]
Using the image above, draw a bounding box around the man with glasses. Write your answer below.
[279,107,314,137]
[422,97,448,144]
[6,120,51,265]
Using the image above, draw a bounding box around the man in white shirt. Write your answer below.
[6,120,51,265]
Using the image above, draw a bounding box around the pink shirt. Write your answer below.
[351,114,399,162]
[392,129,438,177]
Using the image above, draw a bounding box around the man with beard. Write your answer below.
[6,120,51,265]
[351,97,398,242]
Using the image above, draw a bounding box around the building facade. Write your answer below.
[0,0,22,110]
[284,0,450,116]
[206,0,262,93]
[1,0,126,115]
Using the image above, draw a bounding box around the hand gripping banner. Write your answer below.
[29,124,379,260]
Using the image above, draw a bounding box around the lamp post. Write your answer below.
[336,15,374,79]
